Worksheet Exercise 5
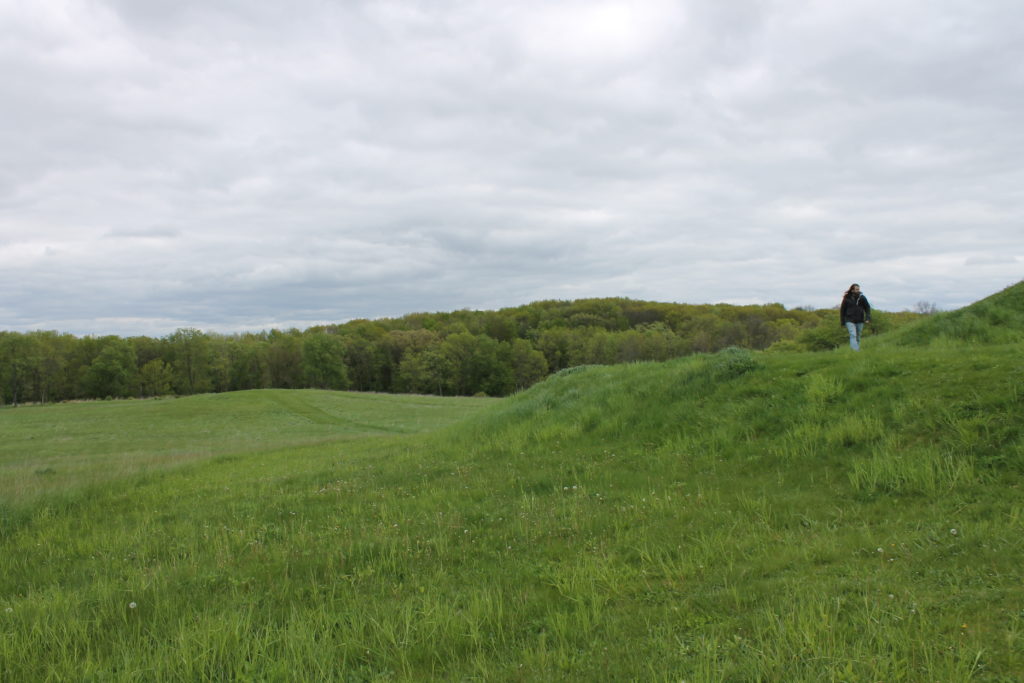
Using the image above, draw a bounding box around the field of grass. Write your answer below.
[2,284,1023,681]
[0,390,495,508]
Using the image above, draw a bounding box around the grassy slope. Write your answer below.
[877,280,1024,347]
[2,287,1023,681]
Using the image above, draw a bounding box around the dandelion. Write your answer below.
[4,607,12,614]
[950,528,958,536]
[877,547,884,553]
[128,602,137,609]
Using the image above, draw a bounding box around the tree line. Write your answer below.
[0,298,921,405]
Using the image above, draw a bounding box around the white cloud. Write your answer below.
[1,0,1023,334]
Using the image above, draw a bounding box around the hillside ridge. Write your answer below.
[879,279,1024,346]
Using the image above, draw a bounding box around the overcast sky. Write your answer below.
[2,0,1022,336]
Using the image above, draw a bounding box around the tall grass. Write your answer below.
[849,438,978,494]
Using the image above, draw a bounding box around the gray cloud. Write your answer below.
[2,0,1023,335]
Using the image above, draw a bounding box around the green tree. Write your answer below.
[130,335,167,368]
[631,322,684,362]
[81,338,137,398]
[267,330,303,389]
[32,332,73,403]
[441,333,514,396]
[582,328,619,365]
[381,329,440,390]
[302,333,349,389]
[343,335,388,392]
[229,337,270,390]
[396,348,453,395]
[168,328,212,394]
[0,332,33,405]
[510,339,548,390]
[138,359,174,397]
[204,336,232,393]
[536,328,573,372]
[482,313,517,342]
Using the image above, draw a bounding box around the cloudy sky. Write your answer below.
[2,0,1022,336]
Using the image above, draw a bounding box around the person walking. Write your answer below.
[840,283,871,351]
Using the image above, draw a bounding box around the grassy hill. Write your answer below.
[1,284,1022,681]
[877,280,1024,347]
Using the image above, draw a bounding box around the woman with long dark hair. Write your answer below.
[840,283,871,351]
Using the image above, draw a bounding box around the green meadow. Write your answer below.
[2,283,1023,681]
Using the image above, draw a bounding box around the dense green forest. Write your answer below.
[0,298,921,404]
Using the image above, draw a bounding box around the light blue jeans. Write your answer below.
[845,322,864,351]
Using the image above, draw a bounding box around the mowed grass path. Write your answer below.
[2,342,1023,681]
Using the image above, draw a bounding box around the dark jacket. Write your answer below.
[840,293,871,325]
